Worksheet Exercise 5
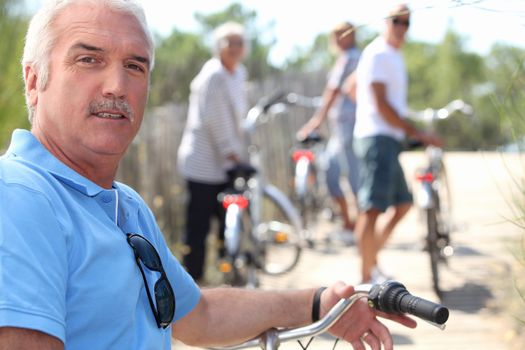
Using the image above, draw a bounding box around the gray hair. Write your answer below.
[387,3,410,19]
[211,21,249,57]
[22,0,155,123]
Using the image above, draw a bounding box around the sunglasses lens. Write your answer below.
[155,278,175,325]
[128,235,162,270]
[393,18,410,26]
[127,233,176,328]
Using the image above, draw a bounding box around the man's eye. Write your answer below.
[78,56,97,64]
[126,63,146,73]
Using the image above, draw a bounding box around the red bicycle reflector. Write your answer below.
[415,172,434,182]
[292,150,315,162]
[222,194,249,209]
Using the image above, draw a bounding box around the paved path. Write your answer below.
[173,152,524,350]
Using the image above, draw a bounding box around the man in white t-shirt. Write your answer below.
[353,4,441,284]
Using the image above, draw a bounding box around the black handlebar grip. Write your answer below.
[405,138,424,150]
[398,293,449,325]
[368,281,449,325]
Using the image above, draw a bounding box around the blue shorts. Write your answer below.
[323,118,359,197]
[354,135,412,212]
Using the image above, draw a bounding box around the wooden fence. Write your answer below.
[117,71,328,250]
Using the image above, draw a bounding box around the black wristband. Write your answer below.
[311,287,327,322]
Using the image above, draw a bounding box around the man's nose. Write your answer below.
[102,65,128,99]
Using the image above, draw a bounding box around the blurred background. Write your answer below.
[4,0,523,241]
[1,1,524,347]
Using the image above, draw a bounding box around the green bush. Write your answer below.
[500,63,525,348]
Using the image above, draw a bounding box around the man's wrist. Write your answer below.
[311,287,327,322]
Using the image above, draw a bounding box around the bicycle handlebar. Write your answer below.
[404,138,425,150]
[256,92,288,113]
[407,99,474,123]
[368,281,449,325]
[285,93,322,108]
[215,280,449,350]
[296,130,324,145]
[244,92,321,133]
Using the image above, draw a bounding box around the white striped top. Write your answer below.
[177,58,248,184]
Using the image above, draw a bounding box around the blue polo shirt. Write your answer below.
[0,130,201,349]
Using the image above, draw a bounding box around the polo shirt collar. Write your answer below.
[7,129,109,196]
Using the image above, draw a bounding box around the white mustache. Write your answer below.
[89,99,134,121]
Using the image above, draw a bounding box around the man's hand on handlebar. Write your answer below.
[321,281,417,350]
[297,120,320,142]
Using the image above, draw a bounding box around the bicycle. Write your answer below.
[407,99,474,299]
[291,131,329,247]
[283,93,338,248]
[217,163,259,287]
[216,280,449,350]
[216,93,305,286]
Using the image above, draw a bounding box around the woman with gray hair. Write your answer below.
[177,21,249,282]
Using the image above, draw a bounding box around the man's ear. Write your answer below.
[24,65,39,108]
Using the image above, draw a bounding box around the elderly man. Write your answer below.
[0,1,416,349]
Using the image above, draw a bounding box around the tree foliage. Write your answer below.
[284,33,333,72]
[148,2,277,107]
[485,44,525,146]
[0,0,29,149]
[149,30,209,107]
[282,26,506,150]
[406,30,488,150]
[193,3,277,81]
[283,26,377,73]
[1,2,524,151]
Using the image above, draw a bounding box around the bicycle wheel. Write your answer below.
[293,158,314,229]
[297,183,319,247]
[435,162,453,255]
[426,206,442,299]
[256,192,302,275]
[293,154,316,231]
[297,196,313,236]
[299,166,335,247]
[221,205,259,287]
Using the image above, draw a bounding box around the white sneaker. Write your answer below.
[371,267,392,284]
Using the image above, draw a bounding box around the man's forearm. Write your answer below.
[173,287,315,347]
[371,81,417,137]
[377,101,417,137]
[0,328,63,350]
[309,88,339,129]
